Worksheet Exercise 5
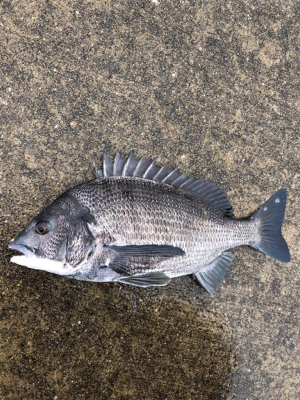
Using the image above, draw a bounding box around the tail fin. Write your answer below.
[251,189,290,262]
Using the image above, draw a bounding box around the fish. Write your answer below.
[9,151,290,296]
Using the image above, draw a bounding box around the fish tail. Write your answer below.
[251,189,290,262]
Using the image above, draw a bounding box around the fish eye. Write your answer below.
[35,221,51,235]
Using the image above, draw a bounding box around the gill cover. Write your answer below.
[56,193,96,267]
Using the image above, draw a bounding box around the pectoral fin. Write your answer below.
[104,244,185,275]
[117,272,170,287]
[194,252,234,296]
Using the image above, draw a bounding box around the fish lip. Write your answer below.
[8,243,37,257]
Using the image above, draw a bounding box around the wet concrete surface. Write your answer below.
[1,0,299,399]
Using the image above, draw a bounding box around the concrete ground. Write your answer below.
[1,1,299,399]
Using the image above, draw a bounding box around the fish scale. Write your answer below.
[9,151,290,296]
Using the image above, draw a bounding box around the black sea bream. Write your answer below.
[9,151,290,296]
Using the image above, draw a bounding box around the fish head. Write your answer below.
[9,192,96,276]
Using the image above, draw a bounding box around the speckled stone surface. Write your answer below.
[1,1,299,399]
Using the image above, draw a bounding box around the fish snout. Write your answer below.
[8,242,37,257]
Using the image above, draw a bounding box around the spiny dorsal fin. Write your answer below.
[94,151,234,216]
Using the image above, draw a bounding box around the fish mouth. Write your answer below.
[8,242,37,257]
[9,242,72,275]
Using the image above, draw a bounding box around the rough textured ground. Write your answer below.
[1,1,299,399]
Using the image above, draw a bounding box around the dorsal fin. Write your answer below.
[94,151,234,216]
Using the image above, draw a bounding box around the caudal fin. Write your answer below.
[251,189,290,262]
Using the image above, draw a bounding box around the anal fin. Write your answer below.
[194,252,234,296]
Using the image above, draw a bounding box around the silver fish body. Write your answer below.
[9,151,290,295]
